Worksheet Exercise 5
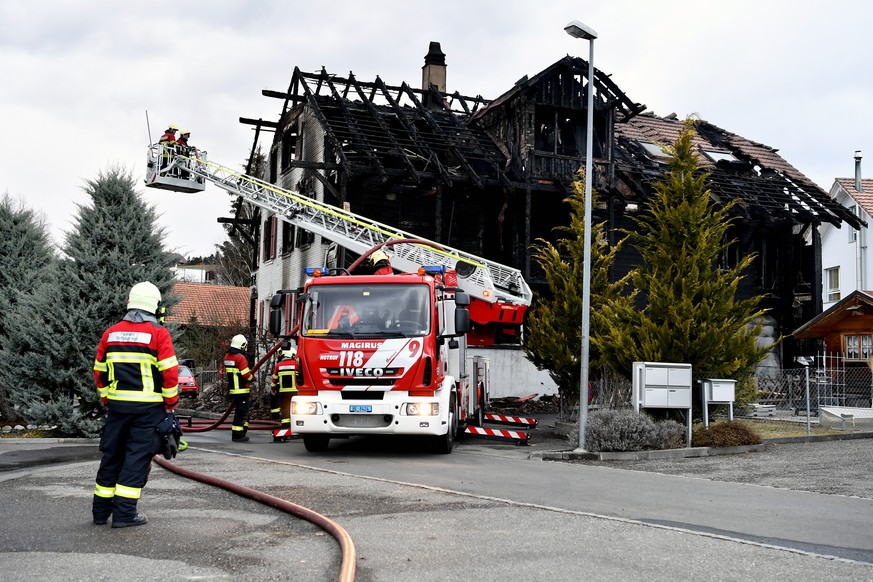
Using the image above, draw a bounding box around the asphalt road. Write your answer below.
[1,425,873,581]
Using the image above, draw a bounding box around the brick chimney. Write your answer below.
[421,41,446,93]
[855,150,864,192]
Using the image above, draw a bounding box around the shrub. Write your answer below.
[692,421,762,447]
[568,408,686,452]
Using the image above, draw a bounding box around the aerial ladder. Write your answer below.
[147,144,537,442]
[145,144,532,310]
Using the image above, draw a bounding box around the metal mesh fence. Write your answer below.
[559,354,873,421]
[756,355,873,414]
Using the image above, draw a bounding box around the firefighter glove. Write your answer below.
[156,413,184,460]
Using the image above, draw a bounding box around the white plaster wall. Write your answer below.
[468,345,558,400]
[821,184,868,309]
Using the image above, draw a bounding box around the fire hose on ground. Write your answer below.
[154,337,356,581]
[153,455,356,582]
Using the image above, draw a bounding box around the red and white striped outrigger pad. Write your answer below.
[483,414,538,427]
[273,428,293,437]
[465,426,529,443]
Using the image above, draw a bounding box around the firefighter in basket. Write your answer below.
[269,342,299,442]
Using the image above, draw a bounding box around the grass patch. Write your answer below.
[0,428,55,439]
[704,418,843,439]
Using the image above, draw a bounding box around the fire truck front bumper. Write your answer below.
[291,393,447,436]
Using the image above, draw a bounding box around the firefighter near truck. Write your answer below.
[145,142,533,453]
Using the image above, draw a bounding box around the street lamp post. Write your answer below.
[796,357,813,437]
[564,20,597,451]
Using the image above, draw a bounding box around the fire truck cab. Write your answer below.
[270,265,478,454]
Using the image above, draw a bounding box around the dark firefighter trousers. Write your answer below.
[93,405,165,523]
[231,393,250,439]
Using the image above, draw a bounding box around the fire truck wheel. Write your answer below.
[303,435,330,452]
[430,393,457,454]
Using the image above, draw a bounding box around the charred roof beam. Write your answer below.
[374,76,453,187]
[348,72,421,183]
[401,83,483,188]
[294,67,354,178]
[429,88,512,190]
[319,67,387,183]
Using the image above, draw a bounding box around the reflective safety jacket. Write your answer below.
[159,131,177,145]
[93,310,179,410]
[270,358,298,393]
[224,348,254,395]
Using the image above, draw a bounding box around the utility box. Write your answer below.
[701,379,736,403]
[632,362,693,409]
[632,362,693,446]
[699,378,736,428]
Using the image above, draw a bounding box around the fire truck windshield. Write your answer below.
[303,284,430,338]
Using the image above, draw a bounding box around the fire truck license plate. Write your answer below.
[349,405,372,413]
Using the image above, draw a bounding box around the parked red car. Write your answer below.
[178,365,199,398]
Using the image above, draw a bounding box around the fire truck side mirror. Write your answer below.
[269,292,285,337]
[454,291,470,306]
[454,305,470,335]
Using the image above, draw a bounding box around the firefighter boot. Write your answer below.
[92,495,112,525]
[111,497,148,528]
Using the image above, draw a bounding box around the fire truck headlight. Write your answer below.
[405,402,439,416]
[292,401,322,415]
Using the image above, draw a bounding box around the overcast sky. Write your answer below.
[3,0,872,259]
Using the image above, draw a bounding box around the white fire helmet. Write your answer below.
[230,334,248,351]
[370,249,390,264]
[128,281,162,314]
[280,346,297,359]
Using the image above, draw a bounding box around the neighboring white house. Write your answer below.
[820,151,873,309]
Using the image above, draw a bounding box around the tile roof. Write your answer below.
[614,113,862,228]
[835,177,873,217]
[793,290,873,339]
[167,282,250,327]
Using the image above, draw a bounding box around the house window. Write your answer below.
[262,215,277,262]
[701,149,738,163]
[849,204,858,243]
[639,141,671,160]
[281,130,298,171]
[845,334,872,360]
[269,149,278,183]
[825,267,840,302]
[281,221,295,255]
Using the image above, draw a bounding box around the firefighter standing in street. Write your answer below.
[92,281,179,528]
[225,334,254,442]
[270,343,298,442]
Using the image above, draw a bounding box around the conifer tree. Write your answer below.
[524,172,631,408]
[596,120,771,396]
[0,195,58,423]
[26,168,176,436]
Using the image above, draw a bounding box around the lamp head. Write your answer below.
[795,356,814,366]
[565,20,598,40]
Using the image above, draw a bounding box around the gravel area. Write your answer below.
[574,437,873,499]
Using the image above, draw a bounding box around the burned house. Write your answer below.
[238,42,863,368]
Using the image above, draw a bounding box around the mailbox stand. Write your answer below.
[699,378,736,429]
[632,362,693,447]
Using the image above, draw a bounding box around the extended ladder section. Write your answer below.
[146,145,532,306]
